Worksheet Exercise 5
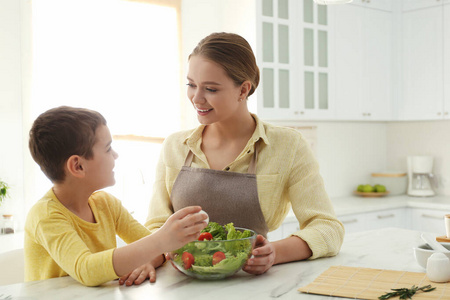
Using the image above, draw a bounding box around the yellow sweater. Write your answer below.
[24,189,150,286]
[145,114,344,259]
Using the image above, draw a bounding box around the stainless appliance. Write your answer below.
[407,156,436,197]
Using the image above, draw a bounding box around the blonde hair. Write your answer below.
[189,32,260,97]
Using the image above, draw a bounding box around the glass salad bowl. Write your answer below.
[168,223,257,280]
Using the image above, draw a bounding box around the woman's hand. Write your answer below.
[118,254,165,286]
[242,234,275,275]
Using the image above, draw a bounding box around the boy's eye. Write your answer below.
[206,88,217,92]
[186,83,195,88]
[107,147,112,152]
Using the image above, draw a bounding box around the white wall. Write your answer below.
[0,0,26,227]
[271,120,388,198]
[387,120,450,196]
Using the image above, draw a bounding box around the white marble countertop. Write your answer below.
[0,227,434,300]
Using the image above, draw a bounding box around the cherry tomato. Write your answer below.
[182,252,194,269]
[198,232,213,241]
[212,251,226,265]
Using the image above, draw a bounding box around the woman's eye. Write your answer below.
[186,83,195,88]
[206,88,217,92]
[107,147,112,152]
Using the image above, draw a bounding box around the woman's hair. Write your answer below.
[189,32,260,97]
[29,106,107,183]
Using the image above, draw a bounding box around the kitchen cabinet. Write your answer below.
[407,207,447,234]
[398,2,450,120]
[332,3,392,120]
[340,208,406,234]
[257,0,335,121]
[269,208,406,240]
[444,3,450,116]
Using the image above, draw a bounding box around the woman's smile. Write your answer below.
[195,106,213,115]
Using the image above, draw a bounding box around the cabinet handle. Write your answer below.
[445,112,449,115]
[377,214,394,219]
[342,218,358,224]
[438,112,442,116]
[422,214,442,220]
[367,113,371,116]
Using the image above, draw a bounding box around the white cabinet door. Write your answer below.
[257,0,334,121]
[361,8,392,120]
[333,4,364,120]
[339,213,368,234]
[333,4,392,120]
[444,3,450,118]
[408,208,447,234]
[364,208,406,230]
[339,208,406,234]
[399,6,444,120]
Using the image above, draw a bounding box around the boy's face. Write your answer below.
[83,125,118,190]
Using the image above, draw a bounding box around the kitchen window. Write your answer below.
[29,0,182,223]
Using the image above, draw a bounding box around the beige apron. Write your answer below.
[171,144,269,237]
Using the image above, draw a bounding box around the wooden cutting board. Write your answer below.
[436,236,450,243]
[298,266,450,300]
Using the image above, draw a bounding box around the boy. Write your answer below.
[25,106,207,286]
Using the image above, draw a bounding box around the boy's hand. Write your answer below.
[155,206,208,252]
[118,255,165,286]
[118,262,156,286]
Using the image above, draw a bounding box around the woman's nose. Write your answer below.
[191,90,206,104]
[113,150,119,159]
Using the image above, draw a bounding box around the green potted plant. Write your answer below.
[0,179,9,207]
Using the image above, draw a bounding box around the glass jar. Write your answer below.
[1,214,15,234]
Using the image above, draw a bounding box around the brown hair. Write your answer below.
[189,32,260,97]
[29,106,107,183]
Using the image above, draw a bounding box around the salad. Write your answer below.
[171,222,256,278]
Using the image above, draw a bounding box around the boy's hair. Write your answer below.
[29,106,107,183]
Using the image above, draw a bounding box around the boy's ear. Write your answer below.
[66,155,85,178]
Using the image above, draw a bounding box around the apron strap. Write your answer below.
[184,141,259,173]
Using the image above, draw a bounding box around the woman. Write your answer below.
[145,32,344,276]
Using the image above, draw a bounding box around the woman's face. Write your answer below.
[187,55,244,125]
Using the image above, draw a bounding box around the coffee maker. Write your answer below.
[407,156,436,197]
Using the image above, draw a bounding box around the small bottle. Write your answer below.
[1,214,15,234]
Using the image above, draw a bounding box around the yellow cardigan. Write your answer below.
[25,189,150,286]
[145,114,344,259]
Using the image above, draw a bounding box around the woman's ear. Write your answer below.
[240,80,252,100]
[66,155,85,178]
